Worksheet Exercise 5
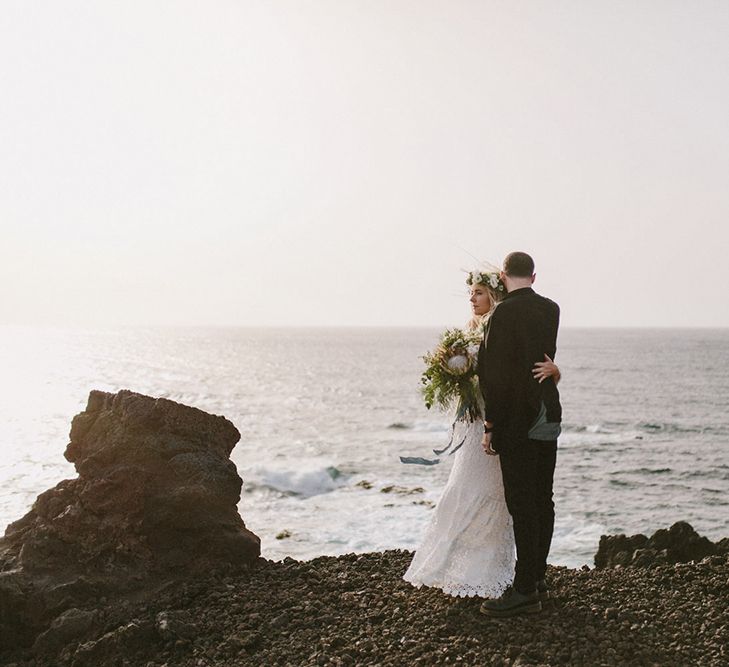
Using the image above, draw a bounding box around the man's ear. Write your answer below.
[531,273,536,284]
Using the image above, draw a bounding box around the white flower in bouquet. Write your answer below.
[445,354,470,376]
[471,271,483,285]
[489,273,500,288]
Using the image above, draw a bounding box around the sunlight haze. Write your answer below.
[2,1,728,327]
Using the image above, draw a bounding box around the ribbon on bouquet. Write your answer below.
[399,404,473,466]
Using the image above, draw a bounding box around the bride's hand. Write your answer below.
[532,354,561,385]
[482,431,497,456]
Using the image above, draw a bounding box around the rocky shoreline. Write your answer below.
[2,548,728,666]
[2,390,727,666]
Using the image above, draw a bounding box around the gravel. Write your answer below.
[4,549,727,667]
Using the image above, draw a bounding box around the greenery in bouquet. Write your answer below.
[421,326,484,422]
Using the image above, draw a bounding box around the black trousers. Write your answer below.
[498,438,558,594]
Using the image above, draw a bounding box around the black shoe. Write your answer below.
[537,579,550,603]
[479,587,542,618]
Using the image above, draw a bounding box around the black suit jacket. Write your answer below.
[477,287,562,449]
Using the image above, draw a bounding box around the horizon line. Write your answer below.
[1,323,728,331]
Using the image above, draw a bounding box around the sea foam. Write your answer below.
[244,462,344,497]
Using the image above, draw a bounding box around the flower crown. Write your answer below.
[466,270,505,292]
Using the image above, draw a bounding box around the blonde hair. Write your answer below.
[466,285,504,331]
[466,314,487,332]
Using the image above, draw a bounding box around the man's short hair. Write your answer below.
[503,251,535,278]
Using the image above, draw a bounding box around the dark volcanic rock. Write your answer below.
[595,521,725,568]
[5,548,729,667]
[2,521,728,666]
[3,389,259,574]
[0,389,260,652]
[71,618,157,667]
[32,607,96,654]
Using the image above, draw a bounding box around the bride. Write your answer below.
[403,269,560,598]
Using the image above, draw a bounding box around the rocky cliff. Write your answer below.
[0,389,260,651]
[594,520,729,568]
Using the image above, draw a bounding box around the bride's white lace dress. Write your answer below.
[403,417,516,598]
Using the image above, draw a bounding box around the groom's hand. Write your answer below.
[482,431,497,456]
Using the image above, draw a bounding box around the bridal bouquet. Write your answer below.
[421,327,483,422]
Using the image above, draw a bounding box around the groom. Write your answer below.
[477,251,562,617]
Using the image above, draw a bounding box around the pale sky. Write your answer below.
[2,1,728,327]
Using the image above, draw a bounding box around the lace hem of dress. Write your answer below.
[403,574,512,599]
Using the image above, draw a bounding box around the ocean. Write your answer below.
[1,325,727,569]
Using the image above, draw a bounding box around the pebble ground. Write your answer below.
[5,550,728,667]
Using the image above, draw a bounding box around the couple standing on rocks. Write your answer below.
[404,251,564,617]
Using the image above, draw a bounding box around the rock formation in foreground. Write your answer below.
[595,520,729,568]
[0,389,260,650]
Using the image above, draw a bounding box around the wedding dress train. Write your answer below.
[403,418,516,598]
